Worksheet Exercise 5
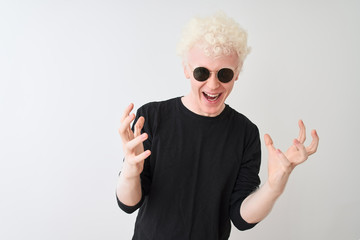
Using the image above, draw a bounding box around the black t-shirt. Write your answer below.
[117,97,261,240]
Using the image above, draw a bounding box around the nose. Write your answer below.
[206,72,220,89]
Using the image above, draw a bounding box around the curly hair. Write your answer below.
[176,11,251,68]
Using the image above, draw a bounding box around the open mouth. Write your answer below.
[203,92,221,102]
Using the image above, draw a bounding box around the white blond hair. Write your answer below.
[176,12,250,68]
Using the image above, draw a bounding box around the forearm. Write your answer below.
[116,167,142,206]
[240,180,284,224]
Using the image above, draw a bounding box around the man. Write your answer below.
[116,12,319,239]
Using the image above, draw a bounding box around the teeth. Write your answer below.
[204,92,219,98]
[203,92,220,102]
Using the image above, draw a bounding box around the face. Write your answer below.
[182,45,240,117]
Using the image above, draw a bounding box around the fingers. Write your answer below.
[119,103,137,142]
[134,116,145,138]
[118,113,136,141]
[125,133,148,152]
[268,121,319,170]
[297,120,306,144]
[296,120,320,155]
[295,126,319,156]
[121,103,134,123]
[266,135,291,167]
[124,133,151,163]
[276,149,292,169]
[264,134,273,146]
[133,150,151,163]
[264,134,276,152]
[293,139,308,161]
[306,129,319,155]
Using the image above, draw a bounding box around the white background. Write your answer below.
[1,0,359,239]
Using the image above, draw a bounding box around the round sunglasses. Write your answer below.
[192,66,236,83]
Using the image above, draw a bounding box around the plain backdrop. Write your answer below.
[1,0,359,239]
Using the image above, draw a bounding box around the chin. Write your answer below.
[199,94,226,116]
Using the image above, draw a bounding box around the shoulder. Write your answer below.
[134,97,180,134]
[136,97,181,125]
[227,105,259,134]
[226,106,261,156]
[137,97,180,115]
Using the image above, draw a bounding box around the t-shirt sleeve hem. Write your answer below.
[232,213,259,231]
[116,192,143,214]
[230,199,260,231]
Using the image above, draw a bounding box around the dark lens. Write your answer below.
[193,67,210,82]
[218,68,234,83]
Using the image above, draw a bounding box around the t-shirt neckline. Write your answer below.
[176,96,230,121]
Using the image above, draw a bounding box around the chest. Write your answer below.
[149,117,245,189]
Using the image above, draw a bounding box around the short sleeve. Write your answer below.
[230,123,261,230]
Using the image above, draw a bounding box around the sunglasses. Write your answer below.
[192,66,236,83]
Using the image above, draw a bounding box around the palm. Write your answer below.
[265,120,319,193]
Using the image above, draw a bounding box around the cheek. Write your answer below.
[224,83,235,95]
[190,79,205,92]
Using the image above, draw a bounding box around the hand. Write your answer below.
[265,120,319,194]
[118,103,151,179]
[285,120,319,167]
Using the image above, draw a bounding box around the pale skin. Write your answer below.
[116,46,320,223]
[117,103,150,206]
[240,120,319,223]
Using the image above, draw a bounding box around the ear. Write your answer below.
[182,61,190,79]
[234,63,243,81]
[234,72,240,81]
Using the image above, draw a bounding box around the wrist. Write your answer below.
[121,161,142,180]
[264,179,285,199]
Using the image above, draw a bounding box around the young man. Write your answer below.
[116,12,319,240]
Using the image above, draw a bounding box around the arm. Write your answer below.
[240,120,319,224]
[116,103,151,207]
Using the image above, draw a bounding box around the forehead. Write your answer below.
[186,44,239,69]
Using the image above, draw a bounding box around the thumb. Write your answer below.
[264,134,273,146]
[264,134,276,151]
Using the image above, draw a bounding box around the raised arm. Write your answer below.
[240,120,319,224]
[116,103,151,207]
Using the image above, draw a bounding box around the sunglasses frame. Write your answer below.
[188,64,238,83]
